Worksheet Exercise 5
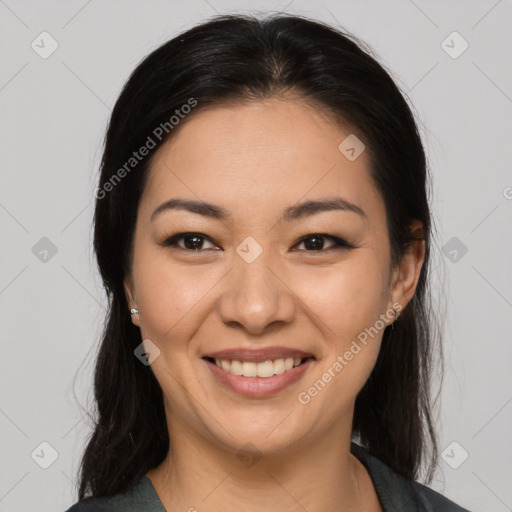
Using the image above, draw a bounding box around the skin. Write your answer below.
[124,97,425,512]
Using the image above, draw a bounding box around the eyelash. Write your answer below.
[160,232,354,253]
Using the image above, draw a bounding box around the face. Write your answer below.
[124,97,423,456]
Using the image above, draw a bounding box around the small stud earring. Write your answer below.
[130,308,139,315]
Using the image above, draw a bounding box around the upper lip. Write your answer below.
[202,346,315,363]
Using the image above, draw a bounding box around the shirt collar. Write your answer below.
[350,441,427,511]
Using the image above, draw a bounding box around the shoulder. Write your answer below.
[350,442,473,512]
[63,477,165,512]
[408,479,473,512]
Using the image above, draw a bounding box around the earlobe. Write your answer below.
[129,308,140,327]
[386,265,403,327]
[124,276,140,327]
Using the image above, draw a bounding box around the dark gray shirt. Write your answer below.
[64,442,472,511]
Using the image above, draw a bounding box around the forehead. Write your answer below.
[140,98,386,229]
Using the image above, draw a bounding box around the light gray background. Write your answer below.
[1,1,511,511]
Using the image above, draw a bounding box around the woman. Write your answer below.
[65,13,472,512]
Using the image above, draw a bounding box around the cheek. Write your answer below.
[292,258,388,343]
[132,246,214,342]
[290,257,388,402]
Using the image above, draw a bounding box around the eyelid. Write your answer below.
[161,232,353,252]
[293,234,353,252]
[161,232,221,251]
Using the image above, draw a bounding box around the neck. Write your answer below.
[147,412,381,512]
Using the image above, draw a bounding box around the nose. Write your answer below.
[217,253,296,336]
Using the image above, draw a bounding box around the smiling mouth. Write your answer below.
[202,356,315,378]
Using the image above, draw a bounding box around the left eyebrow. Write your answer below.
[278,197,367,223]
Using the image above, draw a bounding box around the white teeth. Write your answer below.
[242,361,258,377]
[273,358,285,375]
[257,360,275,378]
[230,360,243,375]
[213,357,307,378]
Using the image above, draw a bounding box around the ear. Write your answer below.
[387,219,425,322]
[124,275,140,327]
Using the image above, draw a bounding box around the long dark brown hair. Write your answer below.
[76,12,444,500]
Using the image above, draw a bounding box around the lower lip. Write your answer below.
[203,358,314,398]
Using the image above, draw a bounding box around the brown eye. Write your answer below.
[293,234,352,252]
[162,233,220,251]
